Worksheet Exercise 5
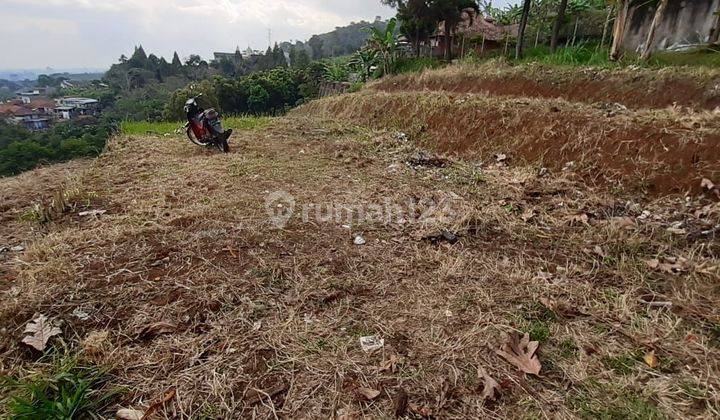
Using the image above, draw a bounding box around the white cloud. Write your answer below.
[3,0,395,69]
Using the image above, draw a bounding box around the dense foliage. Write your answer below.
[163,63,330,120]
[0,119,115,176]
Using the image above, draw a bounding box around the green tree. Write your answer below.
[127,45,149,69]
[247,84,270,114]
[171,52,183,73]
[428,0,478,61]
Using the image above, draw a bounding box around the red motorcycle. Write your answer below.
[184,94,232,153]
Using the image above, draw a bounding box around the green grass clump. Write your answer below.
[1,355,121,419]
[391,57,443,75]
[121,116,271,136]
[568,379,665,419]
[601,354,637,375]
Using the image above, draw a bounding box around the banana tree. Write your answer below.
[365,18,399,76]
[350,48,379,81]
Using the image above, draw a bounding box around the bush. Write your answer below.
[0,119,115,177]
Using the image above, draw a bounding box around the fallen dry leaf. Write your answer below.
[496,333,542,376]
[520,208,535,222]
[645,258,687,274]
[82,330,109,356]
[357,387,381,401]
[144,388,177,418]
[643,351,660,369]
[116,408,145,420]
[478,368,501,402]
[701,178,715,190]
[539,297,584,318]
[378,354,400,373]
[611,216,636,230]
[245,383,287,406]
[565,213,589,226]
[408,403,432,417]
[22,314,61,351]
[138,321,177,340]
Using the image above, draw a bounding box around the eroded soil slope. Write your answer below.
[1,117,719,418]
[298,90,720,196]
[370,62,720,111]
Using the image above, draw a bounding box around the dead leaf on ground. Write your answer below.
[478,368,501,403]
[645,257,688,274]
[138,321,177,340]
[22,314,61,351]
[565,213,589,226]
[643,351,660,369]
[520,208,535,222]
[356,387,382,401]
[539,297,584,318]
[611,216,636,230]
[496,332,542,376]
[244,383,288,406]
[144,388,177,418]
[116,408,145,420]
[408,403,432,417]
[378,354,400,373]
[701,178,715,190]
[82,330,109,356]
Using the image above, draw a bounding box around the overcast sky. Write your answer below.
[2,0,516,70]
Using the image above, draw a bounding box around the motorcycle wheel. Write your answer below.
[216,136,230,153]
[186,127,211,147]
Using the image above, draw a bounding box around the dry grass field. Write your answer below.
[1,63,719,418]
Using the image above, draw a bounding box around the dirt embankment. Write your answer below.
[370,63,720,111]
[297,91,720,196]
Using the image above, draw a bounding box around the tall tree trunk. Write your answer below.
[515,0,532,60]
[415,26,421,57]
[550,0,568,52]
[641,0,669,60]
[610,0,630,61]
[600,4,615,49]
[709,10,720,44]
[571,16,579,47]
[444,20,453,61]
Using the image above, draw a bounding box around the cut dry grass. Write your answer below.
[1,70,719,418]
[369,60,720,111]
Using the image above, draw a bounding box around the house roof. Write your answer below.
[29,99,56,109]
[11,107,35,117]
[436,8,519,42]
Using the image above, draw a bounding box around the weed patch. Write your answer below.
[1,355,121,419]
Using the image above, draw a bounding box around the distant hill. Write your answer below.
[284,18,390,59]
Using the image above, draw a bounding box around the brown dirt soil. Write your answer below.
[370,62,720,111]
[1,117,719,418]
[297,91,720,196]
